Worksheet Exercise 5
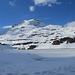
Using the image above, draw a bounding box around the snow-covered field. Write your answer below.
[0,49,75,75]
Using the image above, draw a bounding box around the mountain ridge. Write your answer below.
[0,19,75,50]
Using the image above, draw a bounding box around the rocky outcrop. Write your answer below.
[52,37,75,45]
[52,40,61,45]
[13,42,33,45]
[28,45,37,50]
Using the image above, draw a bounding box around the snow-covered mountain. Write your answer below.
[0,18,75,50]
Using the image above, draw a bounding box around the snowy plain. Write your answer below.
[0,48,75,75]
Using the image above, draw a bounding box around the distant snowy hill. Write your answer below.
[0,18,75,50]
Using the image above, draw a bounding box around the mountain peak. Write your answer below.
[24,18,42,22]
[11,18,46,28]
[23,18,46,27]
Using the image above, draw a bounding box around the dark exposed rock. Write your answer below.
[28,45,37,50]
[66,38,75,44]
[21,26,25,28]
[30,34,37,37]
[59,38,63,43]
[60,37,75,44]
[52,40,61,45]
[34,42,39,44]
[19,34,24,37]
[52,37,75,45]
[50,33,54,35]
[0,43,7,45]
[60,37,70,42]
[18,48,26,50]
[13,42,33,45]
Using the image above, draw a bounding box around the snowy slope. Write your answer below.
[0,18,75,50]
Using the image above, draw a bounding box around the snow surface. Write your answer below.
[0,19,75,50]
[0,48,75,75]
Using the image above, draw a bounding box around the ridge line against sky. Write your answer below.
[0,0,75,29]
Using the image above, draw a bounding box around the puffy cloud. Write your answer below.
[33,0,61,7]
[29,0,61,11]
[29,6,35,12]
[9,0,15,6]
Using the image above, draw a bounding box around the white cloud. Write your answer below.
[33,0,61,7]
[9,0,15,6]
[29,6,35,12]
[29,0,61,11]
[3,25,12,29]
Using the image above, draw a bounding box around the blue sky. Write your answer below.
[0,0,75,29]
